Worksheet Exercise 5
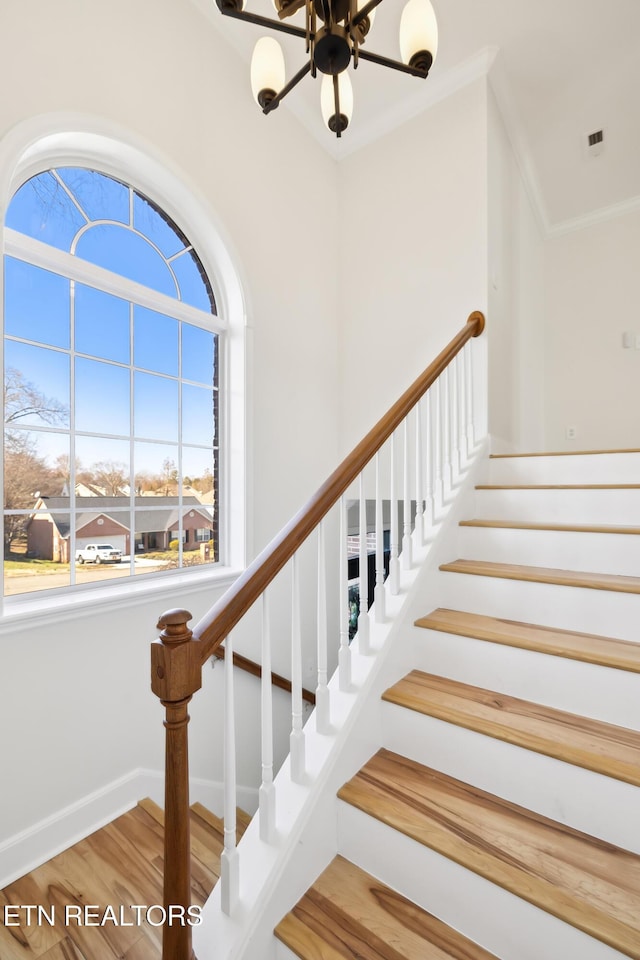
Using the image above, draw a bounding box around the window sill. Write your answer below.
[0,564,242,636]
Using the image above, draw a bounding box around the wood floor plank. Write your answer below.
[277,856,499,960]
[383,671,640,785]
[338,750,640,959]
[459,518,640,535]
[414,608,640,673]
[39,938,87,960]
[439,558,640,594]
[0,801,222,960]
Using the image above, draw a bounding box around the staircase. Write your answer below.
[274,449,640,960]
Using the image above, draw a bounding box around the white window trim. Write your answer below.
[0,114,249,622]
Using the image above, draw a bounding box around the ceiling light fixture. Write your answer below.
[216,0,438,137]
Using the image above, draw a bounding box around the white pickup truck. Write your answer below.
[75,543,122,564]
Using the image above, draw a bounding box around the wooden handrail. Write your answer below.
[152,310,485,959]
[192,310,485,663]
[214,645,316,704]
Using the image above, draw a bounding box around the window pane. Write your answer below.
[5,257,70,349]
[5,340,69,427]
[5,172,86,251]
[4,428,68,511]
[182,383,214,446]
[134,442,178,496]
[182,506,215,567]
[133,192,187,259]
[75,507,130,584]
[182,447,214,501]
[57,168,129,225]
[5,509,72,595]
[75,225,177,298]
[172,248,216,313]
[134,372,178,442]
[75,357,130,435]
[74,437,130,497]
[75,285,130,363]
[134,306,178,376]
[182,324,215,385]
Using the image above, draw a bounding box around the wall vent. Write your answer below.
[586,129,604,157]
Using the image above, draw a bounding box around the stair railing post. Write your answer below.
[152,608,202,960]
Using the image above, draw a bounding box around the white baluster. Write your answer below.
[457,352,467,466]
[415,402,424,546]
[466,342,475,453]
[338,496,351,691]
[221,631,239,915]
[389,431,400,595]
[290,554,305,783]
[357,473,370,654]
[450,358,460,478]
[315,521,330,733]
[441,370,452,495]
[259,592,275,843]
[433,379,443,510]
[424,389,435,529]
[374,452,386,622]
[402,417,412,569]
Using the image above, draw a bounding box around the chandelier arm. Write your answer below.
[217,4,309,40]
[263,61,313,114]
[350,0,384,28]
[356,47,430,77]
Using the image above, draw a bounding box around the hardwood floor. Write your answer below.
[0,799,241,960]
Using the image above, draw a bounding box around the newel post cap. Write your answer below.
[157,608,193,645]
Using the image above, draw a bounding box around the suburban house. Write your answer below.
[27,496,214,561]
[0,2,638,959]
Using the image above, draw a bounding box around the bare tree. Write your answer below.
[91,460,129,496]
[5,367,68,425]
[4,368,68,556]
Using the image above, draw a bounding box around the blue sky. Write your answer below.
[4,169,217,485]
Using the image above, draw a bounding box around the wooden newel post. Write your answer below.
[152,609,203,960]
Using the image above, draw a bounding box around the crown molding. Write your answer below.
[546,194,640,239]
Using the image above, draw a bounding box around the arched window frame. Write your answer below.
[0,118,248,614]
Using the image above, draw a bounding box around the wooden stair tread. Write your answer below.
[439,558,640,594]
[490,448,640,458]
[414,608,640,673]
[338,750,640,959]
[275,855,499,960]
[460,518,640,535]
[476,483,640,490]
[382,671,640,786]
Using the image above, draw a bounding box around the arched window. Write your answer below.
[3,167,223,597]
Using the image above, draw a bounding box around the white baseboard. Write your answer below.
[0,768,258,889]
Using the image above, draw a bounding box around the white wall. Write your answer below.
[335,80,489,454]
[0,0,340,858]
[487,84,545,453]
[543,210,640,451]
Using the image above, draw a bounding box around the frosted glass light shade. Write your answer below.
[251,37,286,105]
[399,0,438,67]
[321,71,353,132]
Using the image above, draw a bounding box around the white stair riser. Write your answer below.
[432,568,640,642]
[456,526,640,576]
[382,701,640,853]
[408,625,638,729]
[338,802,629,960]
[488,452,640,486]
[472,488,640,524]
